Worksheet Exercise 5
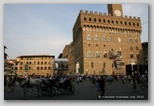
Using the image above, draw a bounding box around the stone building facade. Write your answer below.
[62,4,143,75]
[16,55,55,77]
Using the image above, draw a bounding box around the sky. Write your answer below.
[3,4,148,59]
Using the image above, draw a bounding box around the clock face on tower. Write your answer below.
[114,10,121,16]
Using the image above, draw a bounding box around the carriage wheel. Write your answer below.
[40,83,48,96]
[66,84,75,95]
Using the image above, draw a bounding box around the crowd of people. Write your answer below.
[4,72,148,99]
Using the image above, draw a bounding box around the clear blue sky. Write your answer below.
[3,4,148,59]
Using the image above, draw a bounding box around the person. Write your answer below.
[131,75,137,93]
[96,79,101,99]
[10,75,17,92]
[98,75,106,97]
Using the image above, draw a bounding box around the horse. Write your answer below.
[16,76,42,99]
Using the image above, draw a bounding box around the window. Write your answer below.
[128,38,132,43]
[112,20,114,23]
[137,23,139,26]
[94,18,96,22]
[96,51,100,58]
[37,67,39,70]
[103,52,108,58]
[87,34,91,40]
[116,21,118,24]
[91,62,94,68]
[103,19,106,23]
[103,62,106,68]
[125,22,127,25]
[87,51,92,58]
[89,18,91,21]
[135,38,138,43]
[136,47,139,50]
[130,46,133,50]
[136,53,140,59]
[99,19,101,22]
[84,17,86,21]
[130,53,134,58]
[102,36,106,41]
[20,62,23,65]
[48,67,51,70]
[38,62,39,64]
[94,35,98,41]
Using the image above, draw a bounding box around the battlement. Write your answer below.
[80,10,107,16]
[124,15,140,20]
[80,10,140,20]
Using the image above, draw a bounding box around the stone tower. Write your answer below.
[63,4,143,75]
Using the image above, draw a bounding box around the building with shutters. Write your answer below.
[16,55,55,77]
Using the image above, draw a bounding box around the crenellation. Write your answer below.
[104,13,107,16]
[85,10,88,14]
[99,12,102,16]
[137,17,140,20]
[90,11,93,14]
[94,11,98,15]
[80,10,83,14]
[133,16,136,19]
[125,15,128,18]
[108,13,111,16]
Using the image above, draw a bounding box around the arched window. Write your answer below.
[130,53,134,58]
[94,35,98,41]
[84,17,86,21]
[89,18,91,21]
[48,67,51,70]
[103,52,107,58]
[96,51,100,58]
[87,51,92,58]
[109,36,112,42]
[102,36,106,41]
[130,46,133,50]
[136,53,140,59]
[128,38,132,43]
[134,38,138,43]
[87,34,91,40]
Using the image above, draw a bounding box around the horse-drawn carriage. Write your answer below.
[40,77,75,96]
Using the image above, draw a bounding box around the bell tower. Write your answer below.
[108,4,123,17]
